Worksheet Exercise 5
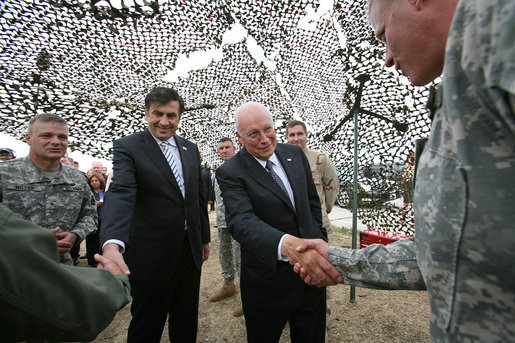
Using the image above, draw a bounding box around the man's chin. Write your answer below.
[154,132,174,141]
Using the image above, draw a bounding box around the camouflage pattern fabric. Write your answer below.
[214,177,241,279]
[0,157,97,264]
[327,238,425,290]
[304,148,339,234]
[328,0,515,341]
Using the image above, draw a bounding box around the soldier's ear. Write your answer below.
[25,133,31,146]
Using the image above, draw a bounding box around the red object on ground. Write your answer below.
[359,228,412,248]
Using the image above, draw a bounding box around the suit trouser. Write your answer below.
[243,278,326,343]
[127,234,201,343]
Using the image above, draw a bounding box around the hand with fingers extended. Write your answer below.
[94,253,127,275]
[292,238,341,287]
[100,243,130,276]
[281,235,342,287]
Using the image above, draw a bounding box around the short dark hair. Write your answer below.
[218,137,234,145]
[88,173,106,190]
[286,120,307,135]
[145,87,185,114]
[28,113,68,134]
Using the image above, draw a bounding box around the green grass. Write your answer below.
[330,225,353,248]
[332,225,352,236]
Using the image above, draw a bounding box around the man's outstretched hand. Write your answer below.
[97,243,131,276]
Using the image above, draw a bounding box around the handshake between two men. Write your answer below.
[281,235,342,287]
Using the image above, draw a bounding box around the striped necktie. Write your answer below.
[265,160,289,197]
[161,142,185,197]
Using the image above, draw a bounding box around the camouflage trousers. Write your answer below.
[218,226,241,279]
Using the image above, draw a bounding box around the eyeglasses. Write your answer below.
[246,126,274,140]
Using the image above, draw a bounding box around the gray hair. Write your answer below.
[234,102,273,134]
[28,113,68,134]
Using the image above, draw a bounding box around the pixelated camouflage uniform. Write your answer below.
[0,157,98,265]
[327,0,515,341]
[304,148,339,236]
[215,177,241,279]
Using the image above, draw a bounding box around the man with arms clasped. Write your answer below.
[0,113,97,265]
[100,87,210,343]
[293,0,515,341]
[216,102,341,343]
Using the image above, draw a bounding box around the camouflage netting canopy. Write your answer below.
[0,0,435,234]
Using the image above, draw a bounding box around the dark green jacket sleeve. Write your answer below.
[0,205,131,342]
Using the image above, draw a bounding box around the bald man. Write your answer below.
[216,102,341,343]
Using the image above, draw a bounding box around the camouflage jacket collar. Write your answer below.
[22,157,74,185]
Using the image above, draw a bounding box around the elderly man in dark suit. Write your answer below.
[216,102,341,343]
[100,87,210,343]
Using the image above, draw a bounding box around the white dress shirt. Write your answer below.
[252,153,296,262]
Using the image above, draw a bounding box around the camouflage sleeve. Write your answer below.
[320,155,339,214]
[327,237,426,290]
[214,178,223,206]
[0,204,130,342]
[214,178,226,228]
[70,183,98,241]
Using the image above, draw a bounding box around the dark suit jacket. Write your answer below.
[216,143,326,310]
[202,168,215,203]
[101,129,210,281]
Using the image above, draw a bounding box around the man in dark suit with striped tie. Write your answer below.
[216,102,341,343]
[100,87,210,343]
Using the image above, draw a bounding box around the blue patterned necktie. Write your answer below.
[265,160,289,197]
[161,142,185,197]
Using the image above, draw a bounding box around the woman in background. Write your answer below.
[86,173,105,267]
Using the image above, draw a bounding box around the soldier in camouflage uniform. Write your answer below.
[0,204,130,342]
[292,0,515,341]
[209,137,243,316]
[0,113,97,265]
[285,120,339,234]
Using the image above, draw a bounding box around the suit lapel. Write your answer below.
[274,145,299,212]
[174,135,190,192]
[140,129,182,194]
[240,147,295,211]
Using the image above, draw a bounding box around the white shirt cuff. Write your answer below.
[102,239,126,254]
[277,234,290,262]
